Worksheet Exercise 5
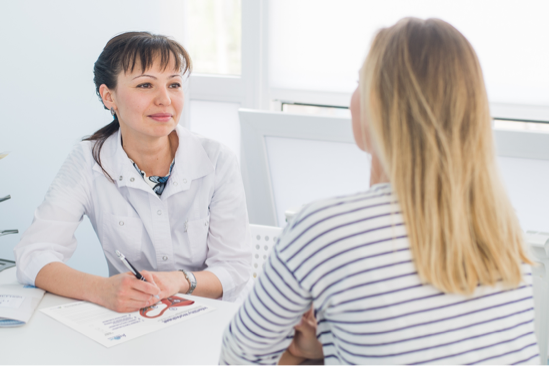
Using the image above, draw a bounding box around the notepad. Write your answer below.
[0,284,46,327]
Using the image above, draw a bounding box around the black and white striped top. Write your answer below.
[220,183,539,365]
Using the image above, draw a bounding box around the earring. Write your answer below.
[110,107,116,116]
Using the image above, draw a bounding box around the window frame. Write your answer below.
[186,0,268,109]
[185,0,549,125]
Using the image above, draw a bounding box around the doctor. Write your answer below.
[14,32,252,312]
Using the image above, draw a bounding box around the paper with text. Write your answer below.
[0,284,45,327]
[41,294,214,347]
[0,295,24,308]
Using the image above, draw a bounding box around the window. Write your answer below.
[268,0,549,120]
[187,0,241,76]
[185,0,549,143]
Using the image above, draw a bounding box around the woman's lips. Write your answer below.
[149,113,172,122]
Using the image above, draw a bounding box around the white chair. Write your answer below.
[250,224,283,279]
[525,231,549,363]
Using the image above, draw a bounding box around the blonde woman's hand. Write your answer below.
[288,305,323,360]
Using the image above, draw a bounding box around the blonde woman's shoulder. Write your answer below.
[288,183,395,232]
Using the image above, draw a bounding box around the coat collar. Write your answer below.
[92,125,214,195]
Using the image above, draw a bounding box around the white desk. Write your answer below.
[0,267,239,364]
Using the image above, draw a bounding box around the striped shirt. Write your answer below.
[220,183,539,364]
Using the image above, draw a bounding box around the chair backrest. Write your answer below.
[250,224,283,279]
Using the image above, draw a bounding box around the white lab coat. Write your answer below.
[14,125,253,302]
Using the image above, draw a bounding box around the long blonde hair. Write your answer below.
[360,18,531,295]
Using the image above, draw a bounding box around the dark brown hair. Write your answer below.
[84,31,192,181]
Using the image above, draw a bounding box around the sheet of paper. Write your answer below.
[41,294,215,347]
[0,295,24,308]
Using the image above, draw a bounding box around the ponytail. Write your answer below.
[83,117,119,182]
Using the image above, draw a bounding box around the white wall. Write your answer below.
[189,100,241,161]
[0,0,185,276]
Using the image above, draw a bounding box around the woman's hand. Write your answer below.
[97,272,161,313]
[288,305,323,360]
[142,270,189,300]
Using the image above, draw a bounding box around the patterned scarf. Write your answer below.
[130,159,175,196]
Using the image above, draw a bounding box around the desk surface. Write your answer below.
[0,267,239,365]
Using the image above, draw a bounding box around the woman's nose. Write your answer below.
[155,86,171,106]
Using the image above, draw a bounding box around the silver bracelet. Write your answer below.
[180,269,197,295]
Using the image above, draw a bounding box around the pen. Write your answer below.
[116,250,160,299]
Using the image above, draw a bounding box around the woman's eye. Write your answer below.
[137,83,152,88]
[169,83,182,88]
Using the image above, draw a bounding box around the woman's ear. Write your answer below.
[99,84,115,110]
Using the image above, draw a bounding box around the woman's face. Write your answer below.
[350,85,370,152]
[103,57,184,140]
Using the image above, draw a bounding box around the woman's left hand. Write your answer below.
[141,270,189,300]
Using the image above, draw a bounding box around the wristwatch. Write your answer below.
[180,269,197,295]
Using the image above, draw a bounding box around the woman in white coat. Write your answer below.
[14,32,252,312]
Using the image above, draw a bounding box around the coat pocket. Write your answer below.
[186,216,209,263]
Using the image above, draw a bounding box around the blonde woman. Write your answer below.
[220,18,538,365]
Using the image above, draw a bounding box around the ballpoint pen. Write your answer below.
[116,250,160,299]
[0,195,11,203]
[0,229,18,237]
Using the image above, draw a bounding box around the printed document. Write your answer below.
[0,284,46,327]
[41,295,214,347]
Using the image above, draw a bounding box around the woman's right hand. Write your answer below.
[288,305,323,360]
[97,272,161,313]
[34,263,160,313]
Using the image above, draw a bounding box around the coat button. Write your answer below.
[119,176,123,181]
[130,177,135,182]
[157,210,162,215]
[119,221,124,226]
[173,181,178,186]
[183,179,187,184]
[162,256,168,261]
